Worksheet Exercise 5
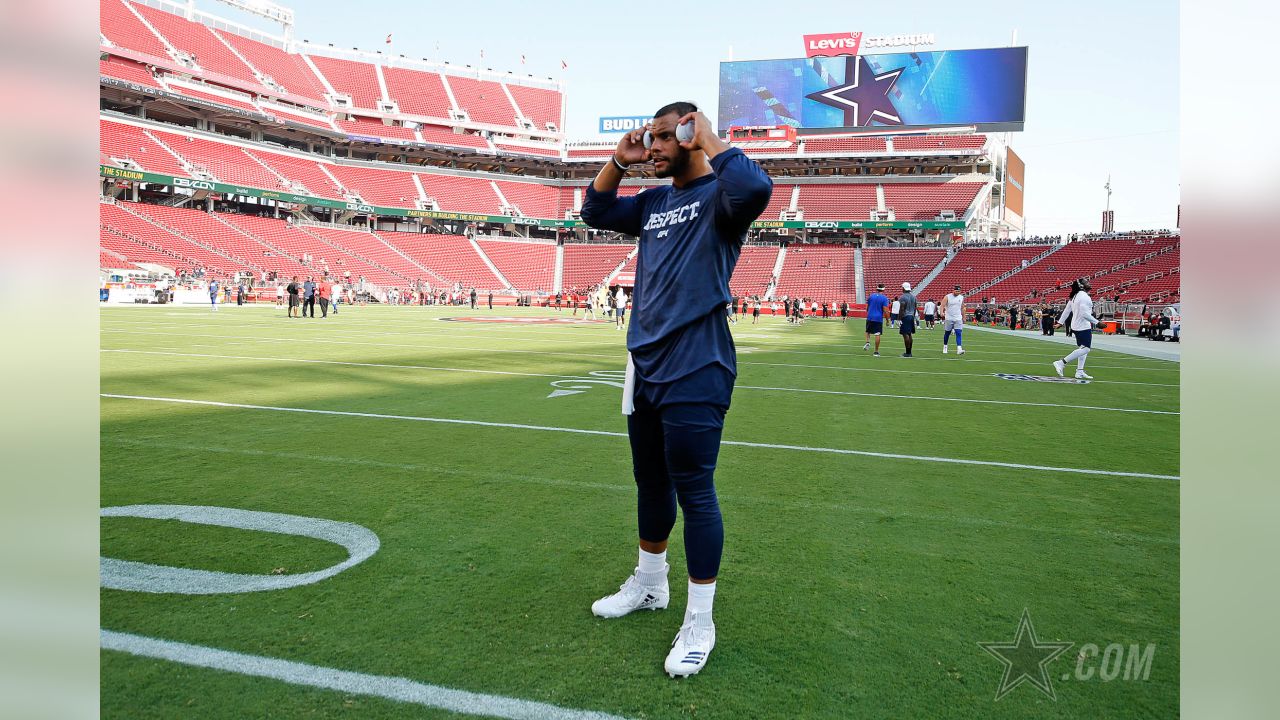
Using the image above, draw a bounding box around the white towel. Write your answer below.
[621,352,636,415]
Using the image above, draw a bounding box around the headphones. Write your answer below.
[643,119,696,149]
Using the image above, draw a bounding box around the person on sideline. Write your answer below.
[580,101,772,678]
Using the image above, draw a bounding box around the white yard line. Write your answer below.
[101,350,1179,415]
[99,394,1180,480]
[101,437,1179,546]
[101,630,632,720]
[100,333,1179,387]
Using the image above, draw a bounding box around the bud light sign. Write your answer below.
[599,116,650,133]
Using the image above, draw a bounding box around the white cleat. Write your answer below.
[1052,360,1065,377]
[665,612,716,678]
[957,347,965,356]
[591,568,669,618]
[863,342,870,351]
[942,345,948,354]
[1075,371,1093,380]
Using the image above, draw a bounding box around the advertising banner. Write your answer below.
[598,116,651,133]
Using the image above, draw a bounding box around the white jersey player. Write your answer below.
[942,285,965,355]
[1053,278,1103,380]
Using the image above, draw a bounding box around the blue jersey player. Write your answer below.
[208,280,219,312]
[863,283,890,356]
[581,102,772,677]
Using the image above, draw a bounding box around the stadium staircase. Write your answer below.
[766,244,786,300]
[370,232,449,287]
[605,246,640,286]
[117,201,263,275]
[208,213,311,276]
[293,221,414,284]
[141,128,204,179]
[552,244,564,293]
[913,245,960,296]
[466,234,513,289]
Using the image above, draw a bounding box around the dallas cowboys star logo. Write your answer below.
[977,609,1074,701]
[805,56,904,127]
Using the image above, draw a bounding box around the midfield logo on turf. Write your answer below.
[994,373,1089,384]
[547,370,626,398]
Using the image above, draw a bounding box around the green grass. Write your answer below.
[100,304,1179,719]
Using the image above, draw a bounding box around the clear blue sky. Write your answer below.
[212,0,1178,235]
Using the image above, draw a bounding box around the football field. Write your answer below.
[100,304,1179,719]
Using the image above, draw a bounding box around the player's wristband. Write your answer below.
[612,157,630,173]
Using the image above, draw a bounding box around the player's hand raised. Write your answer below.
[614,127,649,167]
[675,111,715,152]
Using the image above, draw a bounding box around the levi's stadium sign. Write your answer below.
[803,32,935,58]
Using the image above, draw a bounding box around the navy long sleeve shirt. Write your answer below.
[581,148,773,384]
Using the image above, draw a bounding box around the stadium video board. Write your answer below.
[718,47,1027,133]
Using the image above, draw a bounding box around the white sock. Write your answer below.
[637,548,667,585]
[687,580,716,620]
[1064,347,1087,363]
[1077,350,1089,372]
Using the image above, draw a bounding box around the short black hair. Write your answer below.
[654,101,698,119]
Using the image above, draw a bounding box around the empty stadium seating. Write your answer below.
[101,224,180,270]
[215,30,328,103]
[505,84,562,131]
[104,202,254,277]
[130,2,262,89]
[729,245,782,298]
[327,165,421,207]
[882,182,983,221]
[306,54,383,109]
[216,213,399,285]
[892,135,986,152]
[415,124,491,150]
[562,244,634,288]
[775,244,856,301]
[379,232,503,289]
[100,0,170,62]
[336,117,418,142]
[981,237,1181,302]
[148,128,281,189]
[128,203,308,277]
[245,150,343,198]
[492,180,559,218]
[566,147,612,159]
[447,76,517,127]
[796,185,878,220]
[168,85,262,114]
[758,185,794,220]
[495,143,561,157]
[416,173,503,215]
[862,247,948,294]
[101,119,189,176]
[803,136,888,153]
[261,105,336,131]
[303,225,424,283]
[477,239,556,291]
[925,245,1051,297]
[382,66,453,119]
[100,55,163,89]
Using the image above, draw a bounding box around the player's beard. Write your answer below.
[652,148,689,179]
